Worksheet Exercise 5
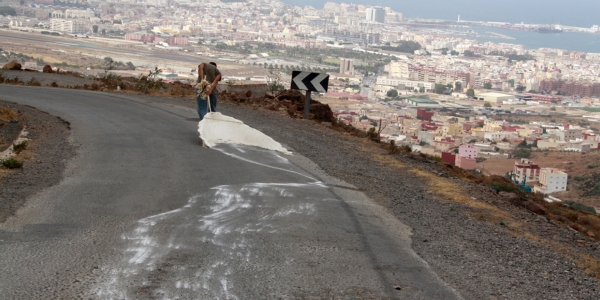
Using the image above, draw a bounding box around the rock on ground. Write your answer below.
[2,60,22,70]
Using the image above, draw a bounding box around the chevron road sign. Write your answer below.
[291,71,329,93]
[290,71,329,119]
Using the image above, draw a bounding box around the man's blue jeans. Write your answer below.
[197,89,217,121]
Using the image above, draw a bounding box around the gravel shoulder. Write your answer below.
[0,99,76,223]
[1,88,600,299]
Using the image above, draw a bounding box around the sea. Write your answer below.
[280,0,600,53]
[466,27,600,53]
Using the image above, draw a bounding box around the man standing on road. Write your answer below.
[196,62,221,120]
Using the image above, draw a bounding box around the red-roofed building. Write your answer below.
[417,108,434,121]
[504,125,522,132]
[513,158,541,183]
[462,122,473,132]
[442,151,456,166]
[421,122,438,131]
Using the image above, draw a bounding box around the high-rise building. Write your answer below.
[365,6,385,23]
[339,58,354,75]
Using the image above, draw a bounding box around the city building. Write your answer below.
[455,155,476,170]
[513,158,541,183]
[556,128,583,141]
[475,92,513,104]
[339,58,354,75]
[386,62,470,87]
[416,108,434,121]
[65,9,95,19]
[459,144,479,159]
[534,168,568,194]
[50,19,87,33]
[365,7,385,23]
[405,98,438,107]
[441,151,456,166]
[540,79,600,97]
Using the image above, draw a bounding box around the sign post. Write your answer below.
[290,71,329,119]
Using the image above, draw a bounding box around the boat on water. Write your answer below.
[537,24,563,33]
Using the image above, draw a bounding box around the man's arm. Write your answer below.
[208,74,221,95]
[197,63,204,82]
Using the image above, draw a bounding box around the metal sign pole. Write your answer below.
[304,90,311,119]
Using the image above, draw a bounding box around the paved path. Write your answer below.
[0,86,461,299]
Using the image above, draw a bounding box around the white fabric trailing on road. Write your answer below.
[198,112,292,155]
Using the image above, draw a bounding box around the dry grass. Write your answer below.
[412,167,517,225]
[0,107,19,121]
[577,253,600,279]
[371,152,406,169]
[520,232,600,279]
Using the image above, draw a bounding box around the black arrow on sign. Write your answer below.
[291,71,329,93]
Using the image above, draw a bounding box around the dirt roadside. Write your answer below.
[0,99,76,223]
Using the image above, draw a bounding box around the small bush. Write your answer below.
[588,165,597,169]
[50,81,58,87]
[564,200,597,215]
[12,141,27,153]
[26,77,41,86]
[14,76,23,84]
[513,148,531,158]
[386,140,412,155]
[1,158,23,169]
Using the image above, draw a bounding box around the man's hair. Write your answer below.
[209,62,217,67]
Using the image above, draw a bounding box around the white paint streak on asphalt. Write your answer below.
[95,144,331,299]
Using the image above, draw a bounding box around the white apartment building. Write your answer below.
[365,7,385,23]
[534,168,568,194]
[386,61,410,78]
[65,9,95,19]
[483,131,517,141]
[51,10,64,18]
[50,19,87,33]
[557,128,583,141]
[376,76,435,91]
[384,61,469,87]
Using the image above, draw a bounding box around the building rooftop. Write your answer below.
[476,92,513,98]
[406,98,438,104]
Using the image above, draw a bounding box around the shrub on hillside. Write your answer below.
[12,141,27,154]
[1,158,22,169]
[564,200,597,214]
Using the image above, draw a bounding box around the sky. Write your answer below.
[279,0,600,28]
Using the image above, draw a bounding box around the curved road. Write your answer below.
[0,85,461,299]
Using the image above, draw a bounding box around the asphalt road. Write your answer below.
[0,86,461,299]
